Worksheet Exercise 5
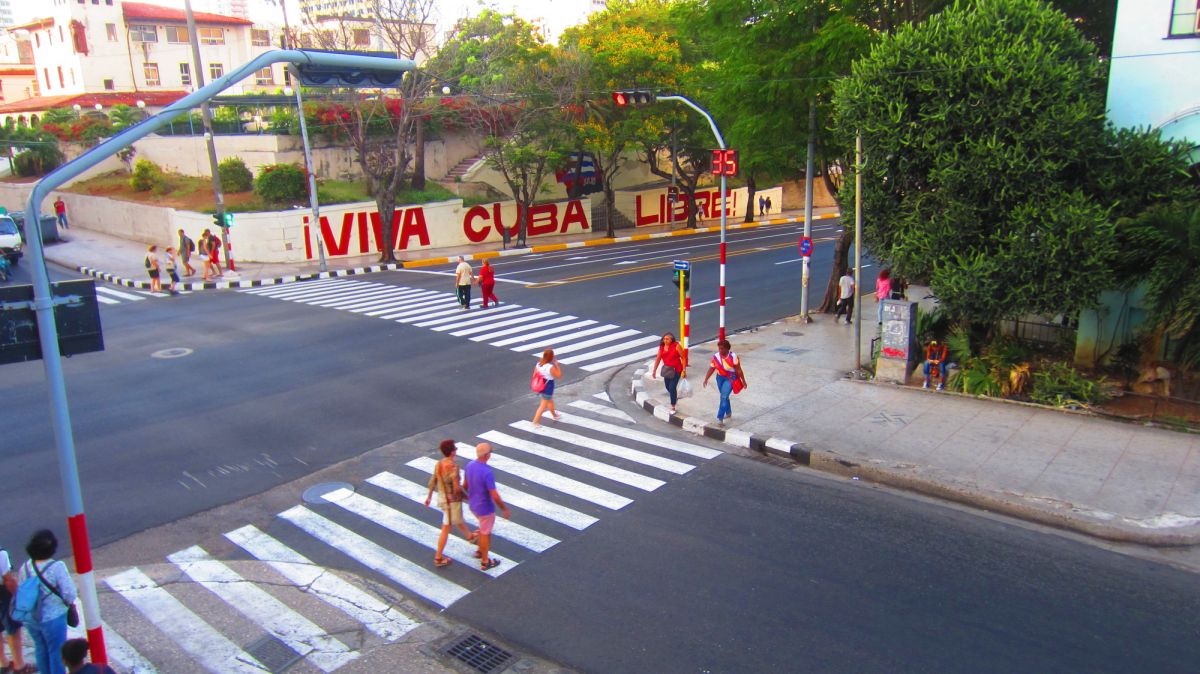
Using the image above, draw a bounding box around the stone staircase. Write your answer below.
[445,154,484,180]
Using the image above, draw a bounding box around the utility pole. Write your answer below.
[185,0,235,274]
[853,132,864,372]
[800,100,816,323]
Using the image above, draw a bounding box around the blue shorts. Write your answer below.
[540,379,555,400]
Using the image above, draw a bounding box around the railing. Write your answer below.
[999,317,1076,348]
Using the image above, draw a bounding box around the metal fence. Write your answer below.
[999,317,1076,349]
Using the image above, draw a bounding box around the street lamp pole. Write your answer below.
[854,131,864,371]
[801,100,816,323]
[287,77,327,271]
[656,94,728,341]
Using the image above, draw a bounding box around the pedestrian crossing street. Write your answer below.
[95,284,188,305]
[241,278,659,372]
[74,393,722,673]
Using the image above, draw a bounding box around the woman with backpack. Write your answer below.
[16,530,76,674]
[531,348,562,427]
[0,546,32,674]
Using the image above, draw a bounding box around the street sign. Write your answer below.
[0,279,104,365]
[667,185,679,201]
[674,260,691,270]
[798,236,814,257]
[710,149,738,176]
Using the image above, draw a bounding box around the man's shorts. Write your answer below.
[441,501,464,527]
[476,513,496,536]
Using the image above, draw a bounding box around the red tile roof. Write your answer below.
[0,91,188,115]
[122,2,253,26]
[8,17,56,31]
[0,67,36,76]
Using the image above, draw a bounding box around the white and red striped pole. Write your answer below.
[718,172,727,341]
[68,514,107,663]
[684,279,692,350]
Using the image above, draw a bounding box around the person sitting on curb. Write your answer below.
[923,339,949,390]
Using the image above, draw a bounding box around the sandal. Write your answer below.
[466,531,479,544]
[480,558,501,571]
[434,556,451,568]
[473,549,483,559]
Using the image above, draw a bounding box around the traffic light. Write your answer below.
[223,212,234,228]
[213,212,234,228]
[672,268,690,291]
[212,213,223,229]
[612,89,655,107]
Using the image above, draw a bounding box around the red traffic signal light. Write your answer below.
[612,89,655,107]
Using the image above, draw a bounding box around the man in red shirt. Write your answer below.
[923,340,949,390]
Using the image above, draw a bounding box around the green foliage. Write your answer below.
[129,159,167,192]
[10,133,63,177]
[945,324,973,365]
[38,108,77,127]
[108,104,144,132]
[218,157,254,193]
[946,333,1032,397]
[269,107,299,135]
[1030,362,1109,406]
[255,163,307,204]
[831,0,1154,326]
[915,306,948,346]
[949,359,1002,397]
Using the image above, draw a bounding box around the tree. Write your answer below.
[832,0,1132,326]
[562,1,692,235]
[302,0,435,263]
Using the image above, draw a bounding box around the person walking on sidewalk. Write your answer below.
[199,230,214,281]
[53,197,69,230]
[651,332,688,414]
[164,246,181,295]
[145,245,162,293]
[875,268,892,325]
[479,259,499,308]
[462,443,510,572]
[531,348,562,427]
[208,230,224,276]
[703,339,747,426]
[835,270,855,324]
[424,439,477,568]
[18,529,77,674]
[0,545,32,674]
[178,228,196,276]
[454,256,475,310]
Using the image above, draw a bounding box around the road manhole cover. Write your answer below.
[782,331,803,337]
[442,634,516,673]
[151,347,193,359]
[244,635,303,673]
[302,482,355,504]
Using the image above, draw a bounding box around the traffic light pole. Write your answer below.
[21,48,414,667]
[185,0,235,273]
[656,95,728,341]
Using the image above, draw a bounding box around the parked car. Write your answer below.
[0,214,23,264]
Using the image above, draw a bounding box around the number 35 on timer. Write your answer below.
[710,149,738,176]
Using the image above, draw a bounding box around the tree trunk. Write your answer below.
[604,186,616,238]
[376,192,397,264]
[411,116,426,191]
[744,174,756,223]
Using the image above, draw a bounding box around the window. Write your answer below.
[43,67,50,89]
[70,69,75,85]
[129,24,157,42]
[209,63,224,80]
[255,66,274,85]
[353,28,370,46]
[166,26,189,43]
[103,78,114,90]
[57,66,64,88]
[59,26,64,42]
[251,29,270,46]
[179,63,191,87]
[1169,0,1200,36]
[144,62,160,86]
[199,27,224,45]
[106,23,117,41]
[34,33,40,48]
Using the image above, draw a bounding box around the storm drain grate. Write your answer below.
[442,634,516,673]
[244,635,304,673]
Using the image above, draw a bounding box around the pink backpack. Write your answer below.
[531,365,547,392]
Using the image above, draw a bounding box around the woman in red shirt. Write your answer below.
[651,332,688,414]
[479,259,499,308]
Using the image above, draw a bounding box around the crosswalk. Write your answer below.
[241,279,659,372]
[72,394,722,673]
[95,285,187,305]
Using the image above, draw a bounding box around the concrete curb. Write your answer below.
[64,213,835,290]
[627,363,1200,548]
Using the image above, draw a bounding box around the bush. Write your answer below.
[218,157,253,193]
[12,140,63,177]
[129,158,167,192]
[255,163,307,204]
[1030,363,1109,407]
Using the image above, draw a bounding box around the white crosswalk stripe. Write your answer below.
[89,400,726,672]
[105,568,268,674]
[167,546,359,673]
[96,284,185,306]
[240,279,662,374]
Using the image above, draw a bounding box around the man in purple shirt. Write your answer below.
[463,442,510,571]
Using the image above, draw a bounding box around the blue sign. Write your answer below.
[798,236,814,257]
[674,260,691,270]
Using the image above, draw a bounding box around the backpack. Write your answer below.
[144,256,152,269]
[10,564,44,623]
[531,365,547,393]
[186,237,195,253]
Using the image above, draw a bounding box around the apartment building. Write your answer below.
[0,0,281,120]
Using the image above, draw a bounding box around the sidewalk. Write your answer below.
[625,296,1200,547]
[39,208,839,289]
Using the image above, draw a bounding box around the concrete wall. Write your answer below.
[462,153,659,202]
[1075,285,1150,367]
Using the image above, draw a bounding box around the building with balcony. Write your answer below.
[1107,0,1200,169]
[0,0,281,122]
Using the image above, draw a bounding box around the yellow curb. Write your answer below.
[402,257,449,268]
[531,243,570,252]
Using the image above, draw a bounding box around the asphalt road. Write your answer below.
[0,220,847,552]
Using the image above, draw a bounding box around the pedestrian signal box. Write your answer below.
[672,268,690,291]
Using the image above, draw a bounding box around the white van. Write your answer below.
[0,214,23,264]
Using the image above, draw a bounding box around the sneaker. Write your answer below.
[922,381,930,389]
[937,383,945,391]
[669,406,676,414]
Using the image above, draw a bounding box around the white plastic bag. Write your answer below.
[677,377,694,400]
